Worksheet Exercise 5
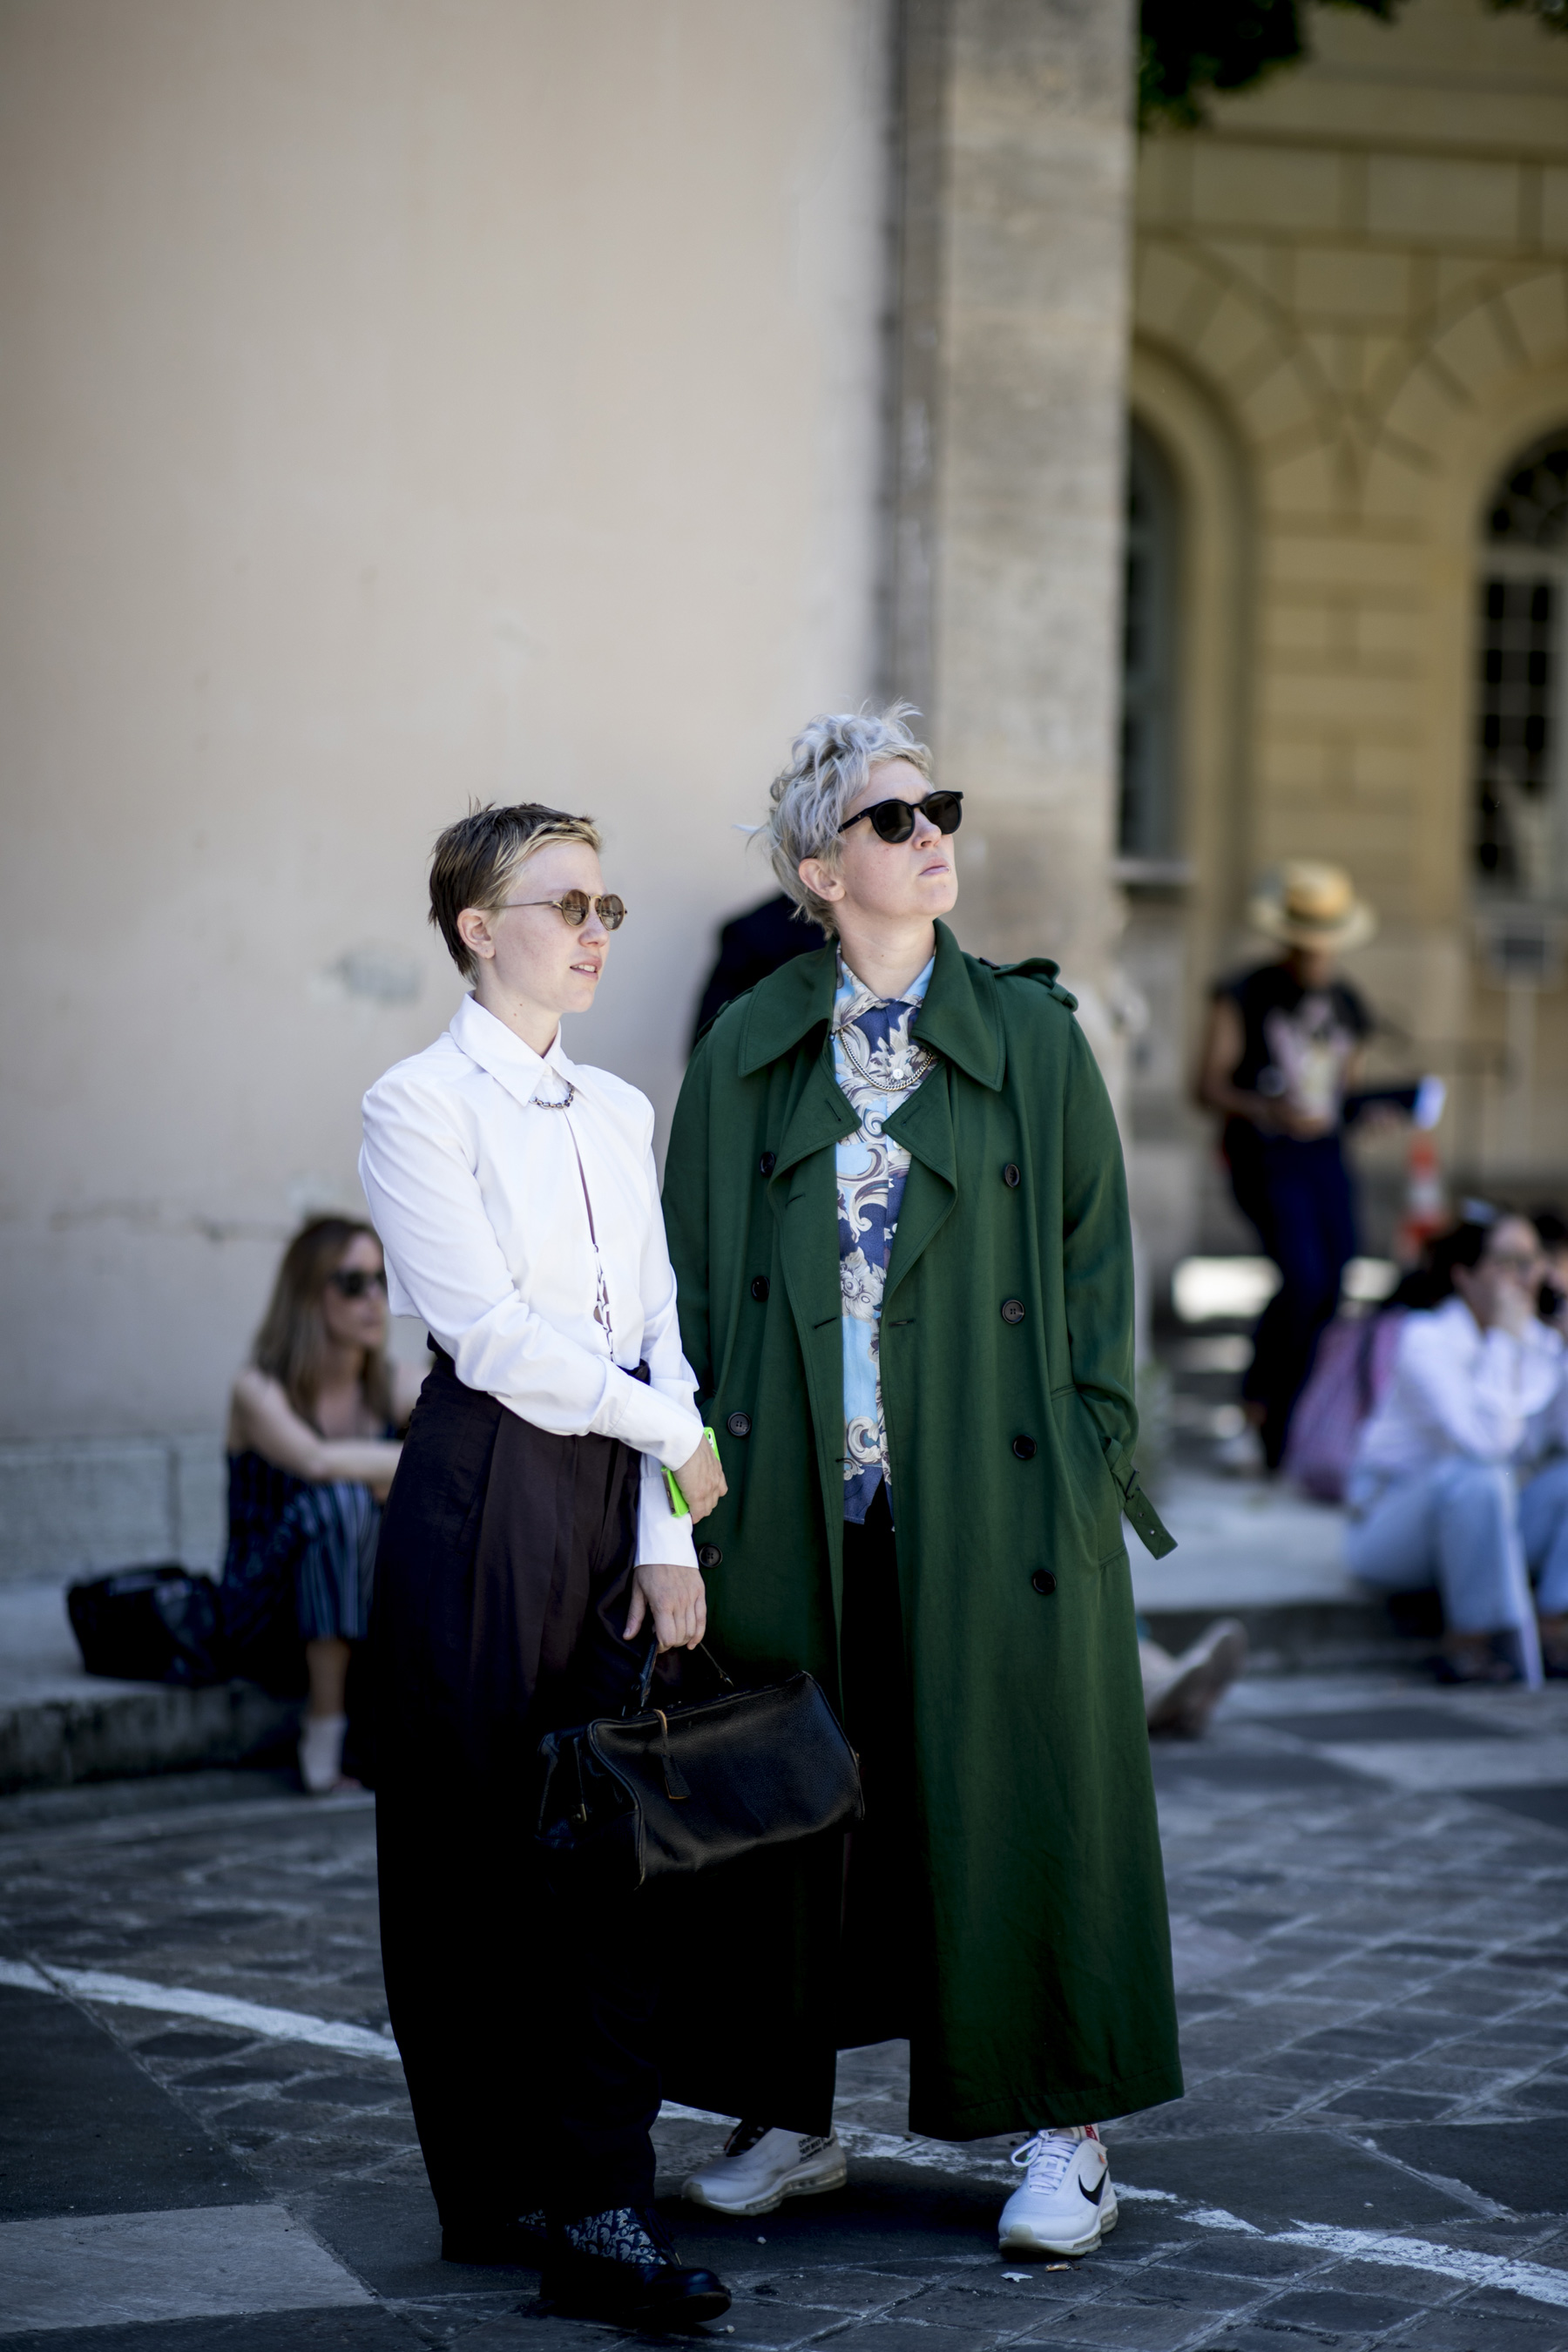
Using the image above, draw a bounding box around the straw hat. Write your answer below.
[1247,860,1377,954]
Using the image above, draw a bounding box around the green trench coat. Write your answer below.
[656,923,1183,2139]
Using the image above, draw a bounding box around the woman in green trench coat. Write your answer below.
[656,707,1183,2257]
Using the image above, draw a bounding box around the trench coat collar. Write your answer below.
[449,992,579,1114]
[735,920,1004,1092]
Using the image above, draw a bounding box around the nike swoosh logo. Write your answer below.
[1078,2171,1108,2207]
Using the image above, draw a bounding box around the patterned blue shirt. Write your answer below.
[833,952,936,1523]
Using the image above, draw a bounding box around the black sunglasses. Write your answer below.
[502,891,627,931]
[838,788,963,844]
[328,1267,388,1300]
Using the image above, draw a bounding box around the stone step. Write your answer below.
[0,1468,1413,1790]
[0,1585,295,1794]
[1132,1469,1432,1673]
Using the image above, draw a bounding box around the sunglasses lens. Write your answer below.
[927,792,963,835]
[869,801,916,843]
[557,893,591,926]
[598,896,626,930]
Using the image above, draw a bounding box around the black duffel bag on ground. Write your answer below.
[536,1641,863,1895]
[66,1565,229,1687]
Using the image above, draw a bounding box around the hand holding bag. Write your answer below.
[535,1642,863,1895]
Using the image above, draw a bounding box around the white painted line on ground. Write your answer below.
[0,1956,401,2061]
[1321,1738,1568,1794]
[8,1961,1565,2315]
[0,2203,368,2333]
[1265,2223,1568,2309]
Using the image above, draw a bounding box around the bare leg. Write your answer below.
[300,1638,354,1794]
[306,1636,351,1720]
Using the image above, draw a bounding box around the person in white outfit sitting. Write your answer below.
[1344,1213,1562,1685]
[1518,1240,1568,1679]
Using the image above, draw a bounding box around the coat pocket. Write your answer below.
[1050,1388,1126,1565]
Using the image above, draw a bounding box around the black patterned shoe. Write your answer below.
[440,2210,546,2266]
[541,2203,730,2329]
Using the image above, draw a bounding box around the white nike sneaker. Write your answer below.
[997,2125,1117,2256]
[681,2122,847,2216]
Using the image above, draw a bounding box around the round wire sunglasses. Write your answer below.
[502,891,628,931]
[838,788,963,844]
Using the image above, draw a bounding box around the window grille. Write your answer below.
[1475,433,1568,896]
[1119,422,1179,862]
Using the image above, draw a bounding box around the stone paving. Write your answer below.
[3,1667,1568,2349]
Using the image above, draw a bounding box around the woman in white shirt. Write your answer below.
[359,804,731,2330]
[1345,1214,1562,1685]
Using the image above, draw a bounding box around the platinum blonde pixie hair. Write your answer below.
[764,704,933,936]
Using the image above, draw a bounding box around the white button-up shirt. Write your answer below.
[1353,1294,1565,1479]
[360,993,702,1568]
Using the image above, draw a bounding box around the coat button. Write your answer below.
[759,1152,776,1176]
[698,1544,722,1570]
[1031,1569,1056,1597]
[750,1275,770,1302]
[1001,1297,1025,1324]
[1003,1163,1021,1188]
[1012,1435,1037,1461]
[727,1411,752,1438]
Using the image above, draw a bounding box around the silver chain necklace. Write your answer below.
[530,1085,613,1355]
[833,1015,935,1095]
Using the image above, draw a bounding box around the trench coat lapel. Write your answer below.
[881,926,1004,1305]
[740,953,857,1569]
[881,1071,956,1308]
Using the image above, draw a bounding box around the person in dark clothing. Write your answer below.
[691,891,823,1043]
[1196,862,1377,1470]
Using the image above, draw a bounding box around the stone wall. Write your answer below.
[0,0,891,1454]
[1129,0,1568,1234]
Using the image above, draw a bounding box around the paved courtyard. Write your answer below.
[3,1661,1568,2350]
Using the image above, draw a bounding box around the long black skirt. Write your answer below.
[371,1352,655,2230]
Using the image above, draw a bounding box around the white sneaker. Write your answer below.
[298,1713,348,1794]
[681,2122,847,2216]
[997,2126,1117,2256]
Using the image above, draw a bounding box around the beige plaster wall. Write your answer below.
[1132,0,1568,1192]
[0,0,891,1443]
[882,0,1137,1110]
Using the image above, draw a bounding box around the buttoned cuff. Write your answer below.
[600,1364,703,1470]
[636,1450,700,1570]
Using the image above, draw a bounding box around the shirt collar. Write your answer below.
[736,921,1004,1091]
[449,992,579,1110]
[1436,1292,1560,1355]
[835,952,934,1029]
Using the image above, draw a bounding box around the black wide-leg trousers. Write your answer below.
[784,1480,918,2133]
[371,1354,655,2231]
[655,1480,918,2139]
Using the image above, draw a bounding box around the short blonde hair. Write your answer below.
[429,801,602,981]
[763,706,933,936]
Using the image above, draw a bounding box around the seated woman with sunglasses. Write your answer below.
[225,1217,422,1792]
[358,803,731,2328]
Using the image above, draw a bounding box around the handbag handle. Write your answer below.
[631,1634,737,1714]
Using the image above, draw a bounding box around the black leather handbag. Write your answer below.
[67,1565,228,1687]
[535,1643,863,1895]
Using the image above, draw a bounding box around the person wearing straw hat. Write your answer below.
[1195,861,1378,1470]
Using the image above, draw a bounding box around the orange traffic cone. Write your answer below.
[1394,1130,1447,1266]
